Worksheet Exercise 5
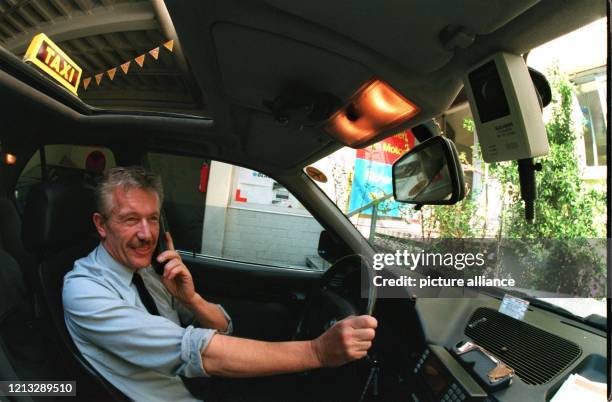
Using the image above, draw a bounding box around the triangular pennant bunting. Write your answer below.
[149,47,160,60]
[135,54,145,67]
[81,39,177,93]
[120,61,131,74]
[107,67,117,80]
[162,40,174,52]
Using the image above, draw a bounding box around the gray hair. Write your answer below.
[96,166,164,217]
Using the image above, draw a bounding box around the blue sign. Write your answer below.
[348,158,407,218]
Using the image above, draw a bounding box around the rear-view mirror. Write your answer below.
[392,136,465,205]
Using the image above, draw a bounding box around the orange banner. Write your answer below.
[80,39,175,93]
[149,47,159,60]
[107,67,117,80]
[135,54,145,67]
[120,61,130,74]
[163,40,174,52]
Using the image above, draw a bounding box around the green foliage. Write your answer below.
[425,199,481,238]
[462,118,475,133]
[489,66,605,239]
[374,66,606,295]
[466,66,606,296]
[422,151,486,238]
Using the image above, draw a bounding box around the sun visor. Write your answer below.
[264,0,540,73]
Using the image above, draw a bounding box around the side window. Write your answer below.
[15,144,116,211]
[147,152,209,253]
[148,153,326,270]
[572,68,606,167]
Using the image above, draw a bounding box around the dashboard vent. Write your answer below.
[464,307,581,385]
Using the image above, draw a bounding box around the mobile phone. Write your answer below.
[152,215,168,275]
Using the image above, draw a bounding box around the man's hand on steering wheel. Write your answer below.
[311,315,377,367]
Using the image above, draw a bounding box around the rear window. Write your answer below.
[15,144,116,211]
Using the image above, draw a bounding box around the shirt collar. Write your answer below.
[95,243,137,286]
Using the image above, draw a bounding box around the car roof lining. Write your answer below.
[164,0,605,168]
[263,0,542,74]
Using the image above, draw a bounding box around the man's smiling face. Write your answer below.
[93,187,160,270]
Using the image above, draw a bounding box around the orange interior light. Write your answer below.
[325,79,420,148]
[3,153,17,165]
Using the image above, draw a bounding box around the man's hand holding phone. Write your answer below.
[156,232,229,332]
[156,232,197,305]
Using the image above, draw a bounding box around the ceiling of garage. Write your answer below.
[0,0,205,115]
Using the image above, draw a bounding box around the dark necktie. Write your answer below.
[132,272,160,316]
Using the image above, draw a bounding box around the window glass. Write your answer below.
[230,167,307,210]
[313,132,418,241]
[526,18,607,177]
[0,4,206,116]
[15,144,116,211]
[310,20,609,317]
[147,153,209,253]
[148,154,326,270]
[573,70,607,167]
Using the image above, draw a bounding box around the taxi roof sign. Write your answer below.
[23,33,82,95]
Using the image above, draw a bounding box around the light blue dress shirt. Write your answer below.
[63,244,232,402]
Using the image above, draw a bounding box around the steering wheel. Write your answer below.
[294,254,376,341]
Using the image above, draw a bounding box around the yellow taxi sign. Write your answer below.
[23,33,82,95]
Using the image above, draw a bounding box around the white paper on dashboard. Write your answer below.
[550,373,607,402]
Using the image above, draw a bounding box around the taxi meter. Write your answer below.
[23,33,82,95]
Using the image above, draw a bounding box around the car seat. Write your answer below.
[21,177,129,402]
[0,196,57,392]
[0,197,36,289]
[0,248,59,393]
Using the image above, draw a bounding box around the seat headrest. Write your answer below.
[22,178,97,254]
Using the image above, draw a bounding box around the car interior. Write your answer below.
[0,0,608,401]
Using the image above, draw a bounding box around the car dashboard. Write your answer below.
[370,295,606,402]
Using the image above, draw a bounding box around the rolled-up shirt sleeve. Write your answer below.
[63,277,215,378]
[176,300,233,336]
[216,304,233,335]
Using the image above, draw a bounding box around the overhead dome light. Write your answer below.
[3,153,17,165]
[325,79,420,148]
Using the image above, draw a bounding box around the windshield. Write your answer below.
[309,20,607,319]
